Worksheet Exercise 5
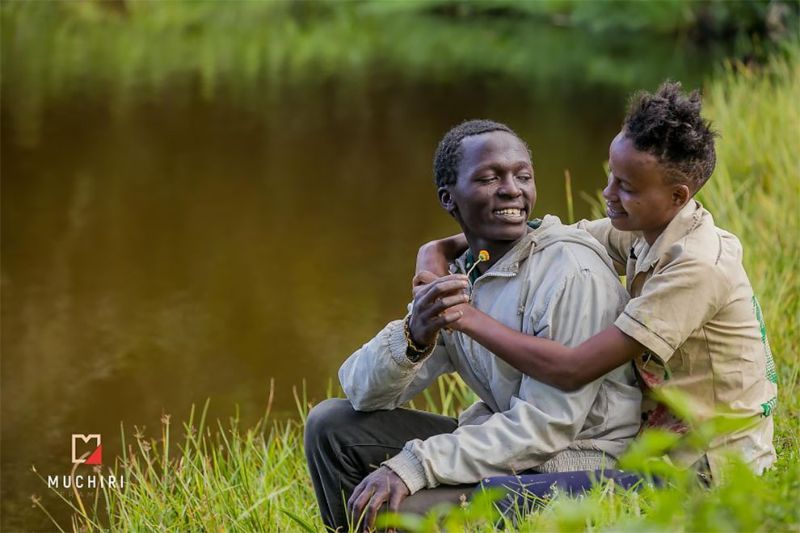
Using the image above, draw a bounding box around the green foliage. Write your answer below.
[379,390,796,532]
[415,373,478,418]
[33,396,320,531]
[361,0,797,39]
[3,0,780,122]
[377,488,506,532]
[699,44,800,390]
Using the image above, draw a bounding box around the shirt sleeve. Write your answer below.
[338,314,454,412]
[384,270,629,493]
[615,258,731,362]
[576,218,636,276]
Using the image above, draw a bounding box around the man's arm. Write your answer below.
[383,268,639,492]
[340,275,468,410]
[339,321,451,411]
[342,276,468,528]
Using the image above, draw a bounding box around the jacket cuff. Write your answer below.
[382,448,428,494]
[387,318,435,368]
[387,320,416,368]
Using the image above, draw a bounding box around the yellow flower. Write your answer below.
[466,249,491,281]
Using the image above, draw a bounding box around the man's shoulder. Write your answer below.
[520,217,625,308]
[531,216,619,276]
[522,219,629,330]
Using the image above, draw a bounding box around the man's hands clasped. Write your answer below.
[407,274,471,347]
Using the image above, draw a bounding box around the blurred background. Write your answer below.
[2,1,797,529]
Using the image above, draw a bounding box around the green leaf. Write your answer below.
[650,388,698,426]
[620,429,682,466]
[375,510,424,531]
[279,509,316,533]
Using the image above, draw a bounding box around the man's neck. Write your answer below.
[465,237,521,274]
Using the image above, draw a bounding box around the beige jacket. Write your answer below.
[579,201,777,480]
[339,216,642,493]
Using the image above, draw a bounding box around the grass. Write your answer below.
[35,43,800,533]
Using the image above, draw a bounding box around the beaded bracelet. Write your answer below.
[403,314,438,362]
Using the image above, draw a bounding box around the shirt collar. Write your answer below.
[456,219,544,281]
[633,200,707,275]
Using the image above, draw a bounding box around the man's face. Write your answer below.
[604,132,688,245]
[441,131,535,248]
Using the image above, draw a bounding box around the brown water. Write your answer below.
[2,62,723,530]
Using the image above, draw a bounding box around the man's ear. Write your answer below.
[672,183,691,207]
[438,186,457,215]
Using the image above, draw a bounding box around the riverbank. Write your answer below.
[35,43,799,533]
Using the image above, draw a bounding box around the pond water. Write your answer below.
[1,12,729,529]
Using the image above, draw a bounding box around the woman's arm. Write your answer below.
[415,234,644,390]
[415,234,469,278]
[456,305,644,391]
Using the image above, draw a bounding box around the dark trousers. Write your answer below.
[480,470,651,520]
[304,398,475,531]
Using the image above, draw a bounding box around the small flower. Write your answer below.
[466,249,490,280]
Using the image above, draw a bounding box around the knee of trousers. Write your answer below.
[304,398,360,454]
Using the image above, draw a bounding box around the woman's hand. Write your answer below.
[411,270,439,296]
[415,235,468,279]
[415,241,452,279]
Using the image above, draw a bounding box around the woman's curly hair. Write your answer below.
[623,81,718,191]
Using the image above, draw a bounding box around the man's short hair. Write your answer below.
[433,119,526,188]
[623,81,718,192]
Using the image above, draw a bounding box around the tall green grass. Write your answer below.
[698,43,799,469]
[36,45,799,533]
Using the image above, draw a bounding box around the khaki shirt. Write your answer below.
[580,201,777,479]
[340,216,642,493]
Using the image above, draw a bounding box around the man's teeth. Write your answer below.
[495,209,523,216]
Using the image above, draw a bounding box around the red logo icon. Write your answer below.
[71,434,102,465]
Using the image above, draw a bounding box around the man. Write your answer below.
[304,120,641,532]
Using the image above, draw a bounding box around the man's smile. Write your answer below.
[492,207,527,222]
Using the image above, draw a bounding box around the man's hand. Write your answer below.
[408,274,469,346]
[411,270,439,297]
[347,466,410,532]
